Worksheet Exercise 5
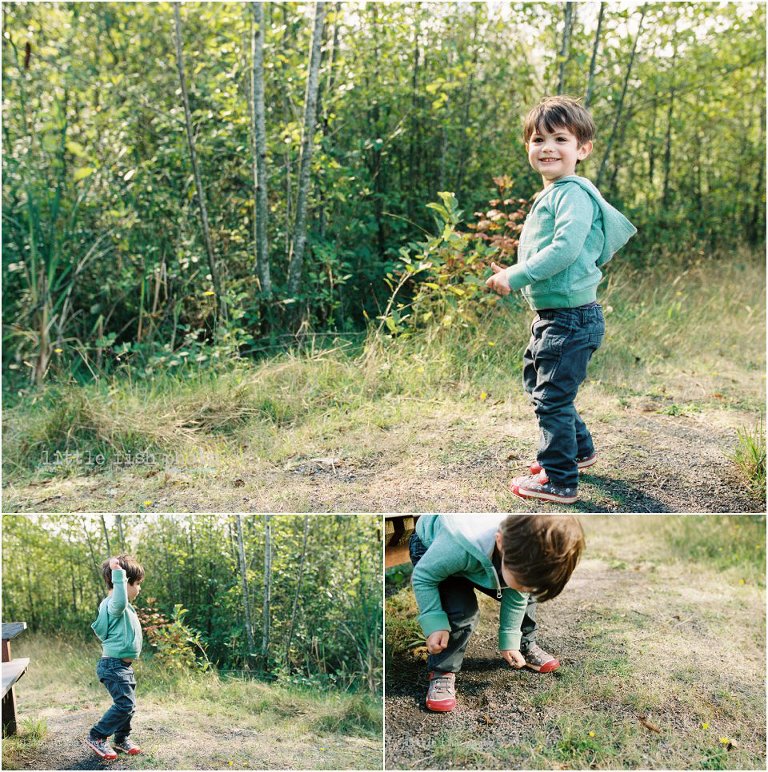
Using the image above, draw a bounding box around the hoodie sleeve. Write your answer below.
[107,568,128,616]
[411,533,477,637]
[505,184,594,290]
[498,588,528,651]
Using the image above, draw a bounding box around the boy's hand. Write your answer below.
[499,649,526,669]
[426,630,450,655]
[485,262,511,296]
[109,557,122,571]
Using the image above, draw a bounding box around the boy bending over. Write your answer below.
[410,514,584,712]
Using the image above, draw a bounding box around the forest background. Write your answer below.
[2,1,765,509]
[1,513,382,689]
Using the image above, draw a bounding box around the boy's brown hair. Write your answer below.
[523,96,596,147]
[500,515,585,601]
[101,554,145,589]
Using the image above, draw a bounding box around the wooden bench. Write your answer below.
[2,622,29,736]
[385,515,419,568]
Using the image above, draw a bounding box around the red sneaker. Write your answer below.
[529,452,597,476]
[85,737,117,761]
[114,738,142,755]
[511,474,578,505]
[425,671,456,712]
[521,643,560,673]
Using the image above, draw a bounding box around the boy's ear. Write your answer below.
[495,530,503,551]
[577,141,593,160]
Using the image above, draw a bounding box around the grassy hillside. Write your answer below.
[3,252,764,512]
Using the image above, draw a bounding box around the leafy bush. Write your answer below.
[139,601,210,672]
[378,181,530,337]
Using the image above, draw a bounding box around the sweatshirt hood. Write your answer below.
[441,514,507,595]
[550,175,637,266]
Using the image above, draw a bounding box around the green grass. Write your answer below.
[732,420,766,494]
[3,251,764,484]
[661,515,766,582]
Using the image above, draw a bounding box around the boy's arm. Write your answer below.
[504,186,594,290]
[107,558,128,616]
[411,536,476,638]
[498,587,529,652]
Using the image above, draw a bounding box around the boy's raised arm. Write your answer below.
[107,557,128,616]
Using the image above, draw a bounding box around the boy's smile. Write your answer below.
[527,126,592,187]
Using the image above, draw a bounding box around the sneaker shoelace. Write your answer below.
[430,675,454,696]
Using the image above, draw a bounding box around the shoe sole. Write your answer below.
[524,659,560,673]
[512,486,578,505]
[115,748,142,755]
[426,700,456,712]
[85,740,117,761]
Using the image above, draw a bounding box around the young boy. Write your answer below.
[486,96,636,504]
[410,514,584,712]
[85,555,145,760]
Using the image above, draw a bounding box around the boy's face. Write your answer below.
[127,581,141,601]
[526,124,592,187]
[495,531,533,593]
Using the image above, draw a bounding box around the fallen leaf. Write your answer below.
[638,715,662,733]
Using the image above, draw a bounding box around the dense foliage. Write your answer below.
[2,2,764,387]
[1,514,383,691]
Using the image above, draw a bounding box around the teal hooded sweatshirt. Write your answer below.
[412,514,529,651]
[505,175,637,310]
[91,568,143,659]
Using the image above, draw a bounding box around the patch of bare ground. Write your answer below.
[3,393,762,512]
[385,517,766,769]
[6,693,379,771]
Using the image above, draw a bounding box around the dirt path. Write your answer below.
[385,517,766,769]
[4,393,763,512]
[6,686,379,771]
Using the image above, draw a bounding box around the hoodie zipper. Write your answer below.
[493,565,503,599]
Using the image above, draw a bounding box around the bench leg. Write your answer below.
[2,688,18,736]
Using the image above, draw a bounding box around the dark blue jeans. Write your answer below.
[410,533,539,674]
[523,303,605,487]
[90,657,136,742]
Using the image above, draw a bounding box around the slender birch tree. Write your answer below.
[584,2,605,108]
[556,2,576,95]
[250,2,271,297]
[286,1,327,300]
[596,4,647,188]
[235,515,257,666]
[261,514,272,668]
[284,515,310,666]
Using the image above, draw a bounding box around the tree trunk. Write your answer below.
[100,514,111,555]
[261,514,272,669]
[250,2,271,297]
[455,5,483,203]
[556,2,576,95]
[662,33,677,208]
[284,515,310,667]
[286,1,327,301]
[172,3,226,322]
[584,2,605,108]
[82,517,105,605]
[235,515,257,667]
[115,515,126,552]
[596,4,647,188]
